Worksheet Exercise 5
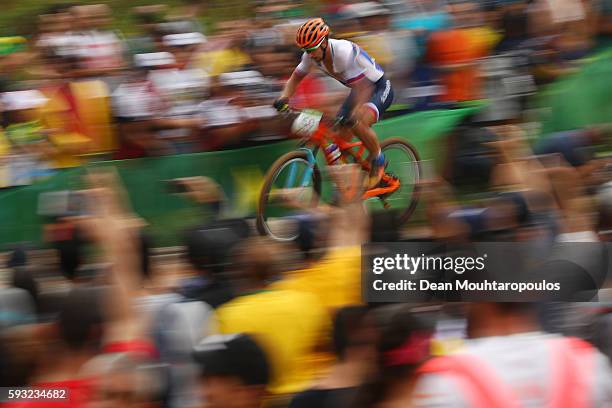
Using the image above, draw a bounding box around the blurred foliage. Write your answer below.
[0,0,317,37]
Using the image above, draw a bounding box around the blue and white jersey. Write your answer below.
[295,39,385,87]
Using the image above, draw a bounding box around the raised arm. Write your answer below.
[76,170,146,343]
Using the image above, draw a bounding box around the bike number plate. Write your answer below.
[291,110,323,137]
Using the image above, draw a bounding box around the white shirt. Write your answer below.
[199,97,247,128]
[414,332,612,408]
[112,81,162,119]
[148,68,210,117]
[295,38,385,86]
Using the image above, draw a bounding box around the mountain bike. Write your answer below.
[256,108,421,241]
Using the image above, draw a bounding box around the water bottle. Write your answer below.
[325,143,341,164]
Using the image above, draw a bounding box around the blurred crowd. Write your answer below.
[1,166,611,408]
[0,0,611,185]
[2,0,612,407]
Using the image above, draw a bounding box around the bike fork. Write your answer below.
[285,147,318,188]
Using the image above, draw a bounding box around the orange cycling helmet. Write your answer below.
[295,18,330,49]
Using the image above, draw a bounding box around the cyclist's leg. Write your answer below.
[352,77,395,186]
[354,77,394,150]
[336,90,357,142]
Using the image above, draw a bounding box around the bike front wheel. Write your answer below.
[256,150,322,241]
[368,137,421,224]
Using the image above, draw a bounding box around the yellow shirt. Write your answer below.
[216,288,331,395]
[0,130,11,156]
[463,26,501,56]
[39,87,91,168]
[271,246,362,311]
[191,48,251,76]
[352,33,394,66]
[48,132,90,168]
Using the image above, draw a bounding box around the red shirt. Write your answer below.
[290,75,326,110]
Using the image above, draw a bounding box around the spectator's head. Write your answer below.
[501,6,529,41]
[84,352,168,408]
[0,325,42,386]
[344,2,392,32]
[355,307,434,407]
[70,5,94,30]
[333,306,377,363]
[162,32,205,65]
[88,4,113,29]
[252,45,295,78]
[11,266,40,314]
[133,4,168,34]
[38,12,73,34]
[449,1,482,28]
[133,52,177,77]
[1,90,48,125]
[377,308,434,377]
[194,334,270,408]
[295,213,331,262]
[57,287,105,353]
[7,246,27,268]
[234,237,282,290]
[185,227,231,276]
[467,303,538,338]
[184,219,249,277]
[370,210,401,242]
[209,78,243,100]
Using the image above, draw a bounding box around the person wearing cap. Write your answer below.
[112,51,205,158]
[162,32,206,67]
[193,333,271,408]
[197,77,259,151]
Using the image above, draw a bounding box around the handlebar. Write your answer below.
[277,105,356,130]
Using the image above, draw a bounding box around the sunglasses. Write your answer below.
[303,40,324,53]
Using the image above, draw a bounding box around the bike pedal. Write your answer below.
[385,171,398,180]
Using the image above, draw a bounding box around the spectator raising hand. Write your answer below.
[71,169,146,343]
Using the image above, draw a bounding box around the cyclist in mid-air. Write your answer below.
[274,17,394,189]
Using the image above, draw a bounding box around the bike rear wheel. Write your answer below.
[367,137,421,224]
[256,150,322,240]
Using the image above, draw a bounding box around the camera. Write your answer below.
[164,179,190,194]
[37,190,90,219]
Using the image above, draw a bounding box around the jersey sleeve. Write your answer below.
[334,40,366,85]
[354,43,385,83]
[295,52,312,76]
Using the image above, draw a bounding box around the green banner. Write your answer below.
[0,107,478,247]
[537,50,612,135]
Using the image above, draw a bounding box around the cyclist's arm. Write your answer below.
[280,69,307,100]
